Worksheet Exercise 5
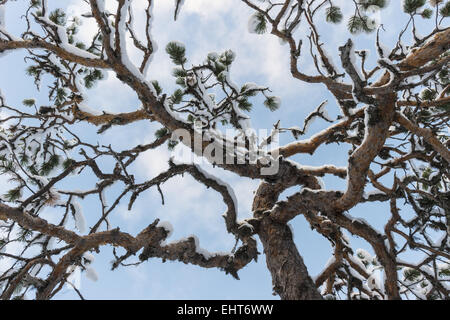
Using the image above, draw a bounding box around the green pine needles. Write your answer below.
[166,42,187,66]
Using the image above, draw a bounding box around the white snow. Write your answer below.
[61,43,99,60]
[356,248,372,262]
[85,266,99,282]
[71,200,86,234]
[157,220,174,237]
[190,235,212,258]
[65,266,81,290]
[83,252,95,264]
[77,103,103,116]
[349,43,364,81]
[364,189,385,199]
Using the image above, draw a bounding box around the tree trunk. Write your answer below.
[257,218,323,300]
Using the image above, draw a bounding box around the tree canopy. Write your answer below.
[0,0,449,300]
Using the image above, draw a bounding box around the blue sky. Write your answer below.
[0,0,442,299]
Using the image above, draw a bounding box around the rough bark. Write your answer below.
[258,218,322,300]
[252,181,323,300]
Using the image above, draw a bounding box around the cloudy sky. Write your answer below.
[0,0,437,299]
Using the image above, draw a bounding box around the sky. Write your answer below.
[0,0,444,299]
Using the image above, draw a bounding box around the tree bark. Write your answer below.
[252,181,323,300]
[257,218,323,300]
